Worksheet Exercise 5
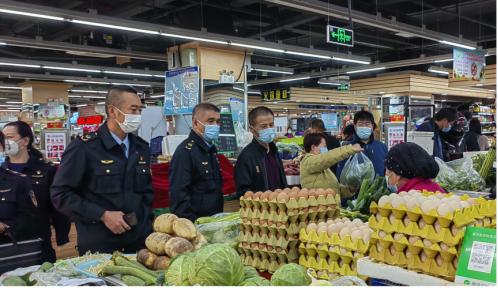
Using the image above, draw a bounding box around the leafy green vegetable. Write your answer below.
[195,212,240,248]
[435,157,485,191]
[270,263,312,286]
[240,276,270,286]
[166,254,194,286]
[188,244,244,286]
[348,176,390,215]
[340,152,375,189]
[243,266,259,279]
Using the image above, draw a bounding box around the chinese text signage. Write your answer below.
[262,89,290,101]
[453,48,486,81]
[327,25,354,47]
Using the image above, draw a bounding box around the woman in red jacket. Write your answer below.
[384,142,445,193]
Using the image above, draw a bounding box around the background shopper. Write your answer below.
[51,85,153,255]
[309,119,341,175]
[235,106,287,196]
[464,118,490,151]
[2,121,70,262]
[417,107,458,160]
[169,103,223,221]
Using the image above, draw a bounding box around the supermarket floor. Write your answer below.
[51,200,241,260]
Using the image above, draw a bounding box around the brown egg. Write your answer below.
[283,188,292,193]
[274,189,283,194]
[329,189,337,197]
[308,190,318,198]
[300,188,309,194]
[253,192,263,200]
[260,192,270,200]
[316,188,325,195]
[268,192,278,201]
[298,190,309,199]
[291,186,300,192]
[276,192,289,202]
[288,191,298,200]
[244,191,254,199]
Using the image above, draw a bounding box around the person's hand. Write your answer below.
[0,222,8,234]
[101,211,130,235]
[352,144,364,152]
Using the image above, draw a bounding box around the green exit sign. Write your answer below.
[327,25,354,47]
[338,83,349,91]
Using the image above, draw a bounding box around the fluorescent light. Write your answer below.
[153,75,165,78]
[252,68,294,75]
[0,8,64,21]
[476,83,484,87]
[279,76,310,83]
[379,92,385,94]
[69,19,159,35]
[317,81,341,86]
[285,51,331,59]
[75,104,88,107]
[332,56,370,65]
[110,82,151,87]
[0,62,40,68]
[0,86,21,90]
[97,102,105,105]
[150,94,164,98]
[434,58,453,63]
[233,87,244,92]
[0,42,6,45]
[68,95,81,98]
[488,89,495,92]
[68,89,107,94]
[347,67,385,74]
[44,66,101,73]
[104,71,156,77]
[64,79,109,84]
[230,42,285,53]
[7,107,20,110]
[82,95,106,99]
[6,101,22,104]
[428,68,449,75]
[0,104,21,107]
[439,40,476,50]
[160,33,227,45]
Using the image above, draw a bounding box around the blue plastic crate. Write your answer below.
[370,278,405,286]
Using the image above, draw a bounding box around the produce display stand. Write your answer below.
[357,257,456,286]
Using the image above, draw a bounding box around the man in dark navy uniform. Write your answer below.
[51,85,153,255]
[169,103,223,221]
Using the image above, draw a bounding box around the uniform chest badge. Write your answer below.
[0,189,12,193]
[101,160,114,164]
[29,190,38,207]
[256,165,260,173]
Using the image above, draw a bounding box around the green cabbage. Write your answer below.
[243,266,259,279]
[270,263,312,286]
[166,253,194,286]
[240,276,271,286]
[188,244,244,286]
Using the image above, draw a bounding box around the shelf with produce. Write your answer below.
[357,257,454,286]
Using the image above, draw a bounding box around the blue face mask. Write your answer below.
[319,147,328,154]
[385,175,398,193]
[356,127,372,140]
[257,127,276,144]
[441,125,452,133]
[198,121,220,142]
[0,153,5,166]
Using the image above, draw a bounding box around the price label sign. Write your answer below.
[455,227,496,286]
[262,89,290,102]
[327,25,354,47]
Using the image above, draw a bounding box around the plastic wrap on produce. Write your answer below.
[340,152,375,188]
[435,157,485,191]
[195,212,240,249]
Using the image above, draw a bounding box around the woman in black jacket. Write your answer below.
[464,118,490,151]
[2,121,70,262]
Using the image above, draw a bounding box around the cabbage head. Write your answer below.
[270,263,312,286]
[243,266,259,280]
[166,253,194,286]
[240,276,270,286]
[188,243,244,286]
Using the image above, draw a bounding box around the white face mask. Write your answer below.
[114,106,142,133]
[5,139,20,156]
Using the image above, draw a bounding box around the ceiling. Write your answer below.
[0,0,495,107]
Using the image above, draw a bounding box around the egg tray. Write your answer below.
[240,217,326,237]
[298,254,358,277]
[240,194,341,212]
[240,205,337,225]
[370,197,495,229]
[238,231,300,249]
[239,253,287,273]
[369,243,457,281]
[298,242,366,264]
[299,228,370,254]
[238,243,299,261]
[368,213,466,246]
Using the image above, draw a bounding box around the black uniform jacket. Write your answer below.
[0,167,41,243]
[50,123,153,254]
[234,139,287,197]
[169,130,223,222]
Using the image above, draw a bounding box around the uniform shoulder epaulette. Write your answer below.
[134,135,148,145]
[4,168,27,177]
[184,139,195,151]
[80,132,98,142]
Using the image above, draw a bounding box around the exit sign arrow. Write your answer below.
[327,25,354,47]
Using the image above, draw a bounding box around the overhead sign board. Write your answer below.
[164,66,199,115]
[327,25,354,47]
[262,88,290,101]
[453,48,486,81]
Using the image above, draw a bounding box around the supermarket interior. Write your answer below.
[0,0,496,286]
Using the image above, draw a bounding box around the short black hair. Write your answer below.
[343,124,355,136]
[468,118,482,134]
[4,121,43,159]
[105,85,138,115]
[435,107,458,122]
[310,119,326,132]
[249,106,274,127]
[192,102,220,118]
[353,110,376,128]
[304,133,326,153]
[0,131,4,150]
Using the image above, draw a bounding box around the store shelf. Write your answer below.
[480,122,495,125]
[482,131,496,135]
[357,257,456,286]
[473,112,494,116]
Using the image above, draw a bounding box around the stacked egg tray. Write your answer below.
[238,188,340,272]
[298,218,371,281]
[368,192,496,281]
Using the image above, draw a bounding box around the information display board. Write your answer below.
[453,48,486,81]
[42,129,69,160]
[164,66,199,115]
[216,113,237,153]
[262,88,289,101]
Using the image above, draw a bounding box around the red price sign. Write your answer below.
[77,115,104,125]
[47,122,63,129]
[389,115,405,122]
